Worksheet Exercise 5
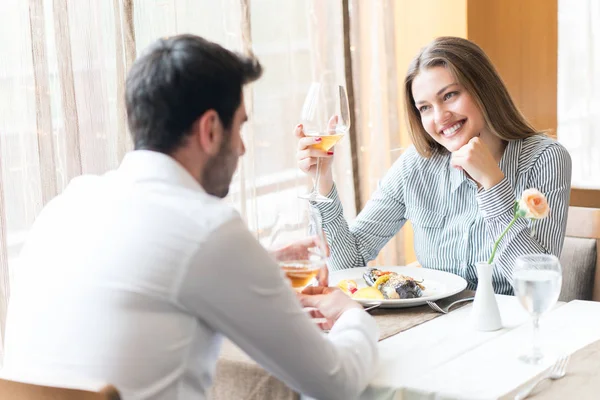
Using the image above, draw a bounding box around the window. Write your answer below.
[557,0,600,188]
[0,0,356,350]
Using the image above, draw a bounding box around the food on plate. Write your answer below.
[337,279,358,295]
[336,268,425,301]
[363,268,424,299]
[351,286,384,300]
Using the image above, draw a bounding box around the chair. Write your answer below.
[0,379,121,400]
[558,206,600,302]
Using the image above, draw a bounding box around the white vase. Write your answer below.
[471,261,502,331]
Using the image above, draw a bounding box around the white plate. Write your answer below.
[330,266,467,308]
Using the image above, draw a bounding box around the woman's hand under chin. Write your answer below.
[450,136,505,190]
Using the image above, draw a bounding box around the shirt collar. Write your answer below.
[117,150,204,193]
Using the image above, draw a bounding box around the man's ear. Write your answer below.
[192,110,223,156]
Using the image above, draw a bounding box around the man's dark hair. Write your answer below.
[125,34,262,153]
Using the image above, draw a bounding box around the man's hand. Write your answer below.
[298,286,362,330]
[269,236,330,286]
[450,136,505,190]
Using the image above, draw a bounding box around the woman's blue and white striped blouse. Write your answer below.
[314,134,572,295]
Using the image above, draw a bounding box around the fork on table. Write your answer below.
[513,355,570,400]
[426,297,474,314]
[362,302,381,312]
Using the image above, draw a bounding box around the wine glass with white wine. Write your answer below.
[298,82,350,203]
[272,207,329,292]
[513,254,562,364]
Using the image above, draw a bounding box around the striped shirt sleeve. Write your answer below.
[476,143,572,283]
[314,159,408,271]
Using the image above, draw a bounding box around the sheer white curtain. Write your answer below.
[347,0,409,265]
[0,0,355,356]
[558,0,600,188]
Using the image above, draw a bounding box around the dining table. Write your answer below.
[210,294,600,399]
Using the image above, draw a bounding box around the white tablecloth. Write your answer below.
[349,296,600,400]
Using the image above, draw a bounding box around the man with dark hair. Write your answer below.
[126,34,263,197]
[2,35,378,400]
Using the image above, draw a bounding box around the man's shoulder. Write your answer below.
[187,194,242,230]
[60,171,242,241]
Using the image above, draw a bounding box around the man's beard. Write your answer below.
[202,137,237,198]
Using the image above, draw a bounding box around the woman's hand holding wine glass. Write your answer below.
[295,83,350,203]
[295,123,336,197]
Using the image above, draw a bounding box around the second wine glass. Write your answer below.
[272,207,329,292]
[298,82,350,203]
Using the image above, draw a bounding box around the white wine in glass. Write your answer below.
[279,260,322,291]
[298,83,350,203]
[304,132,344,152]
[272,208,329,292]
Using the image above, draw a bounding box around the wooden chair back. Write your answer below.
[0,379,121,400]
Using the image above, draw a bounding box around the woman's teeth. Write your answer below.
[442,121,464,136]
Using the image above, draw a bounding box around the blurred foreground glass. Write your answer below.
[273,208,328,291]
[513,254,562,364]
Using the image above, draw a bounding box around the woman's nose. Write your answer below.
[434,107,451,126]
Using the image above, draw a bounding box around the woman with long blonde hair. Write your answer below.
[295,36,571,294]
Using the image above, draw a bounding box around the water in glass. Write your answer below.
[513,254,562,364]
[514,269,562,315]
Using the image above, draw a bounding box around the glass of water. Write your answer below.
[513,254,562,364]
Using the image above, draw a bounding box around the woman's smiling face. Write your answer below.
[411,66,487,152]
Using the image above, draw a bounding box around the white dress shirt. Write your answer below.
[2,151,378,400]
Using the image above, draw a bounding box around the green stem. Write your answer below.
[488,215,517,264]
